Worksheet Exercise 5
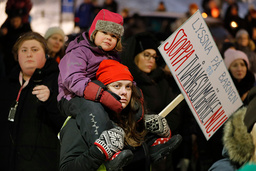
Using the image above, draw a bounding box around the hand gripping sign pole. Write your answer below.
[158,94,184,117]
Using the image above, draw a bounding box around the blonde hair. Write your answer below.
[134,53,140,66]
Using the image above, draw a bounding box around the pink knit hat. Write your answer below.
[224,48,250,69]
[89,9,124,41]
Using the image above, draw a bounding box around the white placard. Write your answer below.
[158,10,243,140]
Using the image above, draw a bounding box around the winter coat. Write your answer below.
[59,102,149,171]
[0,58,66,171]
[209,149,239,171]
[208,107,254,171]
[58,32,120,101]
[209,158,238,171]
[59,117,105,171]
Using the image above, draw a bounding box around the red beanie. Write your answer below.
[96,60,133,85]
[89,9,124,41]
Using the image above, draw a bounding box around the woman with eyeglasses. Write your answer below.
[121,32,190,171]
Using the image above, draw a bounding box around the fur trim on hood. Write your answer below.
[223,107,255,165]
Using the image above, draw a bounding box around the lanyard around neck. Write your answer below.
[8,72,30,122]
[17,72,30,102]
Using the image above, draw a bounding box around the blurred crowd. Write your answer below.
[1,0,256,171]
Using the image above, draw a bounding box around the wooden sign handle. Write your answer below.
[158,94,184,117]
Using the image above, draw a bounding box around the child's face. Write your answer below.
[94,31,118,51]
[18,40,46,80]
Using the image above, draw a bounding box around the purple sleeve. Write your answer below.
[59,50,91,97]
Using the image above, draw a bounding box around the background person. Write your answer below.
[0,9,32,76]
[102,0,118,13]
[156,1,167,12]
[223,2,247,38]
[224,48,255,104]
[244,6,256,46]
[0,32,66,171]
[4,0,32,24]
[171,3,199,33]
[44,26,66,63]
[234,29,256,79]
[74,0,96,33]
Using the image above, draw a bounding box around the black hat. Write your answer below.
[8,9,25,18]
[134,32,160,57]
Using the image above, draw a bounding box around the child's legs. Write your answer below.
[59,96,115,145]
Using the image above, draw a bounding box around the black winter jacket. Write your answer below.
[59,100,150,171]
[60,117,150,171]
[0,58,66,171]
[59,117,106,171]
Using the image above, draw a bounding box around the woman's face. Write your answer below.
[134,49,158,73]
[107,80,133,109]
[94,31,118,51]
[18,40,46,80]
[229,59,247,82]
[10,16,22,29]
[231,6,238,16]
[47,33,64,56]
[237,34,249,47]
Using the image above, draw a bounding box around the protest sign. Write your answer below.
[158,10,243,140]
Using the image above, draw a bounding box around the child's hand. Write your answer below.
[84,80,122,113]
[32,85,50,102]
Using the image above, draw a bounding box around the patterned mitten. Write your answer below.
[94,127,125,160]
[144,114,171,138]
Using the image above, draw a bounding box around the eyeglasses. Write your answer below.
[143,52,159,61]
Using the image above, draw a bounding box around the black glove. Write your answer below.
[84,80,122,113]
[94,127,125,160]
[144,114,171,138]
